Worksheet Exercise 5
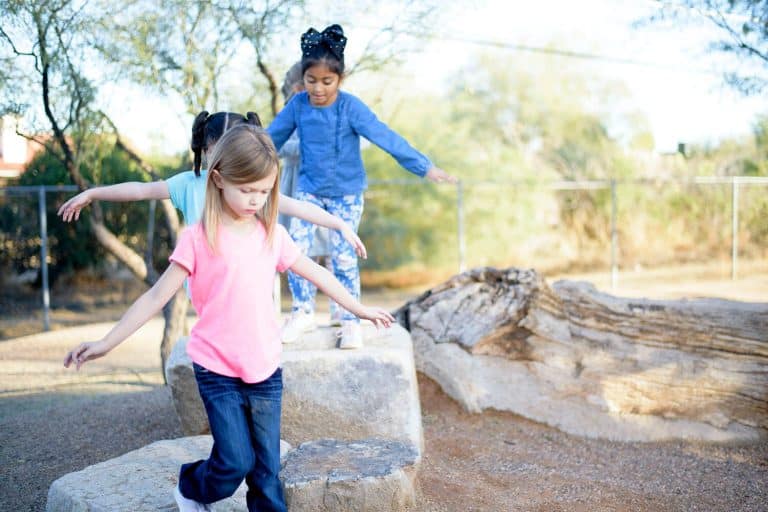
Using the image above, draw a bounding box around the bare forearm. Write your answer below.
[314,267,364,314]
[100,290,167,350]
[278,195,343,230]
[291,256,364,315]
[59,181,168,222]
[89,182,168,202]
[63,264,187,369]
[100,263,186,350]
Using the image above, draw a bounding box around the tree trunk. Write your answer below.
[161,288,189,382]
[397,267,768,442]
[257,56,278,117]
[35,8,186,385]
[112,129,184,382]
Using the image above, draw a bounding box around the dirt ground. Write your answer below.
[0,326,766,512]
[1,263,767,511]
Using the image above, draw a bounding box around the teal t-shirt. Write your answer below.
[165,170,208,297]
[166,170,208,224]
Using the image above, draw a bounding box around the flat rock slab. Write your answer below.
[166,324,424,454]
[47,437,418,512]
[282,438,419,512]
[46,436,291,512]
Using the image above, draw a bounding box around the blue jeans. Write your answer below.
[179,364,286,512]
[288,191,364,322]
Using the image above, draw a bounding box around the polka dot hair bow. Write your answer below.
[301,24,347,61]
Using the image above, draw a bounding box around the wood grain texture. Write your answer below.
[397,267,768,440]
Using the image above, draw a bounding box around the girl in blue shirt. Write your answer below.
[268,24,456,349]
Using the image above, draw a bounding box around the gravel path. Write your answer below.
[1,322,766,511]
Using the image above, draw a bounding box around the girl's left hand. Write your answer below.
[425,166,458,184]
[341,224,367,259]
[358,306,395,329]
[63,340,110,370]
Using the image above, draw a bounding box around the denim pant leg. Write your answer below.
[325,194,364,322]
[243,368,286,512]
[287,191,321,314]
[179,364,256,504]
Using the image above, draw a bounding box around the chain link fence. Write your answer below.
[2,176,767,332]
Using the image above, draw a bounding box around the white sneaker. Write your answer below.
[338,321,363,349]
[174,485,211,511]
[281,310,316,344]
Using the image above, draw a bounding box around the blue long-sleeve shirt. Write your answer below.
[267,91,432,196]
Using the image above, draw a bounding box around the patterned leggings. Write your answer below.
[287,191,364,322]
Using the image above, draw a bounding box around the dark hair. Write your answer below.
[300,24,347,77]
[190,111,262,176]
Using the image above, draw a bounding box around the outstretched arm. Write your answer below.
[278,194,367,259]
[63,262,188,370]
[350,97,457,184]
[289,255,393,327]
[58,181,170,222]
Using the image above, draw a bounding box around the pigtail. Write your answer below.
[245,111,262,128]
[191,111,210,176]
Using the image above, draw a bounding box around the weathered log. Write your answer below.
[396,267,768,442]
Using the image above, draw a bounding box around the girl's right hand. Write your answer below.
[357,306,395,329]
[63,340,110,370]
[57,190,92,222]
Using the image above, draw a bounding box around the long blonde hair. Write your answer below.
[202,124,280,251]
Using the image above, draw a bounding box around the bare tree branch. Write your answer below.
[14,129,59,157]
[643,0,768,95]
[0,25,39,70]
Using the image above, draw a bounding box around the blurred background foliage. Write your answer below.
[1,0,766,290]
[0,141,189,283]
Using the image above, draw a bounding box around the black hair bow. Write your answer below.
[301,24,347,60]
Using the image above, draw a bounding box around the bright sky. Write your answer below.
[109,0,768,156]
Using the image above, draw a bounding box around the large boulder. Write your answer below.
[46,436,291,512]
[166,324,424,454]
[397,267,768,442]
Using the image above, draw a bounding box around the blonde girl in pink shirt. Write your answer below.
[63,124,394,512]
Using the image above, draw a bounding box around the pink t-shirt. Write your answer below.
[169,221,300,383]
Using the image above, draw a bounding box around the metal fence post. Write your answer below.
[610,179,618,291]
[457,180,466,273]
[38,186,50,331]
[732,177,739,280]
